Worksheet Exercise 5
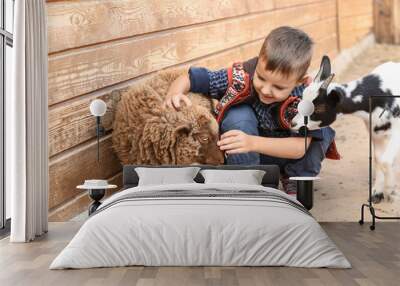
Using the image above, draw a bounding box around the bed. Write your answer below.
[50,164,350,269]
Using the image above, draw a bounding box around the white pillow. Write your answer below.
[200,169,266,185]
[135,167,200,186]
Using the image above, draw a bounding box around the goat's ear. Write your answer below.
[314,55,331,82]
[327,87,344,107]
[320,73,335,90]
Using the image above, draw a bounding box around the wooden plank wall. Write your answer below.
[337,0,374,49]
[46,0,373,221]
[374,0,400,44]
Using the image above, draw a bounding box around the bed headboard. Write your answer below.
[122,165,280,189]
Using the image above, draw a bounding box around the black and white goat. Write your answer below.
[291,56,400,203]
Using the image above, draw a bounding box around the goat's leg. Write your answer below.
[371,137,387,203]
[378,129,400,202]
[371,162,385,203]
[389,121,400,200]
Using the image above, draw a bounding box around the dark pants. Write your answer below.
[220,104,336,177]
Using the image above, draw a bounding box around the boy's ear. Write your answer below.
[314,55,331,82]
[300,75,313,86]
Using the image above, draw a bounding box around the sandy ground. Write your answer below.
[312,44,400,221]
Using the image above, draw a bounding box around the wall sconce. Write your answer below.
[297,99,315,152]
[89,99,107,162]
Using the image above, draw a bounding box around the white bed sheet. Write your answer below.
[50,183,350,269]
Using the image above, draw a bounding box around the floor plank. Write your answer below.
[0,222,399,286]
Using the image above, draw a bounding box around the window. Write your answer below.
[1,0,14,235]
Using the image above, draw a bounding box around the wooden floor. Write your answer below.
[0,222,399,286]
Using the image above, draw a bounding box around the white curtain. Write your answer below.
[7,0,49,242]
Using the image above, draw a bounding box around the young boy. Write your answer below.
[164,26,337,194]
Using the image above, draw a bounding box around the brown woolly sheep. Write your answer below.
[112,70,225,165]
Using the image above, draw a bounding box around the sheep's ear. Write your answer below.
[197,114,210,127]
[314,55,331,82]
[174,123,192,136]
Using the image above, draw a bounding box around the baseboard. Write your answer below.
[0,218,11,239]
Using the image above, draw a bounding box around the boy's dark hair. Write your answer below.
[259,26,314,79]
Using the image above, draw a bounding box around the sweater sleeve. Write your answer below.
[188,67,228,100]
[290,128,324,140]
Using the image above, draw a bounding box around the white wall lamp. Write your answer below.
[77,99,115,216]
[89,99,107,162]
[297,99,315,152]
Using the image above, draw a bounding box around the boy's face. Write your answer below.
[253,57,304,104]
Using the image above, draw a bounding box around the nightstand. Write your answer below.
[77,180,117,215]
[289,177,320,210]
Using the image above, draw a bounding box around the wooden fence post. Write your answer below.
[374,0,400,44]
[395,0,400,43]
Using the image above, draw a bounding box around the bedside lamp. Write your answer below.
[78,99,113,216]
[89,99,107,162]
[289,99,319,210]
[297,99,314,152]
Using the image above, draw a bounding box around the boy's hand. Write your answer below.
[217,130,254,154]
[164,93,192,110]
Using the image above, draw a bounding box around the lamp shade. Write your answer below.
[297,99,314,117]
[89,99,107,117]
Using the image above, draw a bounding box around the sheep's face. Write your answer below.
[174,109,224,165]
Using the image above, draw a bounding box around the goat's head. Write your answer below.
[290,55,343,131]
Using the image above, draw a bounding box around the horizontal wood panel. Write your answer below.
[339,14,373,49]
[302,17,337,45]
[310,35,339,70]
[49,135,122,209]
[47,0,275,53]
[340,28,373,50]
[48,1,336,106]
[275,0,328,8]
[48,17,337,157]
[311,49,338,72]
[338,0,373,50]
[338,0,373,18]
